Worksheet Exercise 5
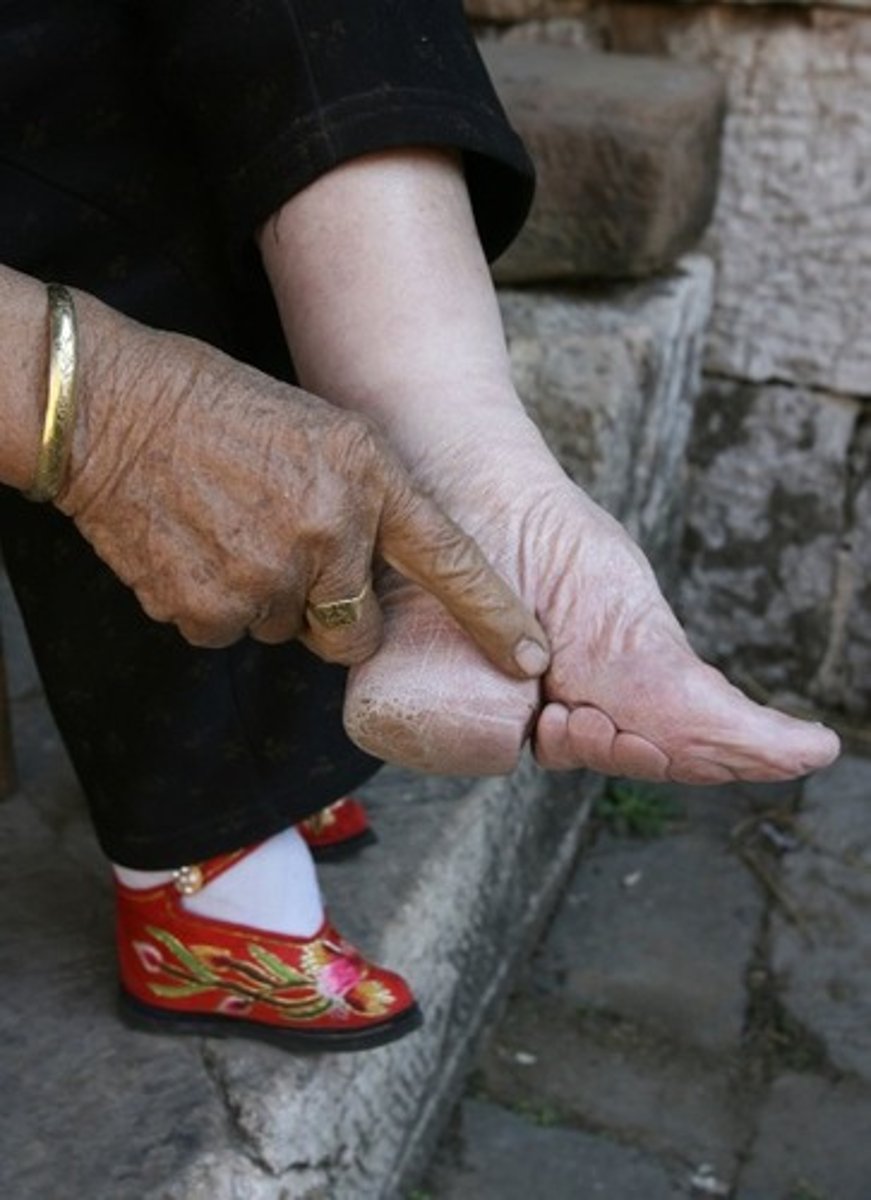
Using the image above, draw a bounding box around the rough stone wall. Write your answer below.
[472,0,871,725]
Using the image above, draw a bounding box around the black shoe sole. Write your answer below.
[308,828,378,863]
[119,988,423,1053]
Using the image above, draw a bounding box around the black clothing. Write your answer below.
[0,0,534,867]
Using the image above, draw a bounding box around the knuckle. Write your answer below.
[334,412,382,472]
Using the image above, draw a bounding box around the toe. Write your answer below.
[533,703,578,770]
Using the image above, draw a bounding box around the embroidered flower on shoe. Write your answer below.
[133,941,164,974]
[217,995,254,1017]
[314,955,364,1001]
[133,924,402,1024]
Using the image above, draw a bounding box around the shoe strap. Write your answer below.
[171,845,253,897]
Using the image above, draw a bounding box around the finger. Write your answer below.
[302,562,383,667]
[174,612,247,649]
[139,586,247,648]
[379,478,549,681]
[246,589,307,646]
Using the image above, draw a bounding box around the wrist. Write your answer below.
[355,376,563,507]
[55,292,179,516]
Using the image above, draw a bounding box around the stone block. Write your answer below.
[495,15,601,52]
[529,825,764,1055]
[738,1073,871,1200]
[678,377,861,712]
[476,992,747,1172]
[483,43,724,282]
[467,0,590,20]
[427,1098,684,1199]
[468,0,871,16]
[502,254,714,587]
[770,755,871,1084]
[604,5,871,396]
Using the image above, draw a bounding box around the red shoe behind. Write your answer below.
[298,796,377,861]
[115,845,421,1053]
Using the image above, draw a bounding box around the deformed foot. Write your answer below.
[346,430,840,783]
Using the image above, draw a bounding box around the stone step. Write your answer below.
[0,257,713,1200]
[483,42,725,283]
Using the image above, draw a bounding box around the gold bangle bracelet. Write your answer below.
[25,283,79,503]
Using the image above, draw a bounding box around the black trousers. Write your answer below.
[0,481,380,870]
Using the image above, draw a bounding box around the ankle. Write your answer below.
[111,827,325,939]
[112,865,174,889]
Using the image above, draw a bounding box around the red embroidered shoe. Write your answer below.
[298,796,377,862]
[115,847,421,1053]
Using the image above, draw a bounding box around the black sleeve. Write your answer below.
[137,0,535,262]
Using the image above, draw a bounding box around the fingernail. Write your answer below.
[515,637,550,676]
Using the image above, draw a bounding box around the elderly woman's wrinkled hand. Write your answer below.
[55,294,549,677]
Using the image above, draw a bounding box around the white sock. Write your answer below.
[112,826,325,938]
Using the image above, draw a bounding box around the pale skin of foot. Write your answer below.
[260,149,841,783]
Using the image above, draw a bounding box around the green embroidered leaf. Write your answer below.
[248,943,311,986]
[146,926,217,983]
[148,982,213,999]
[272,999,333,1020]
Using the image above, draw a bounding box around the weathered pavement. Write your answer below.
[425,754,871,1200]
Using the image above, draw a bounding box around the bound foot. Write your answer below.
[345,411,840,783]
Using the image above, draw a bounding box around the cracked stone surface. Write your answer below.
[678,377,862,714]
[427,781,761,1194]
[737,1073,871,1200]
[771,755,871,1083]
[427,765,871,1196]
[470,992,748,1173]
[427,1098,685,1199]
[529,822,764,1055]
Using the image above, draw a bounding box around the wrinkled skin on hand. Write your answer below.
[55,295,549,675]
[345,412,841,783]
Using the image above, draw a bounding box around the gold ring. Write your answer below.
[306,581,370,630]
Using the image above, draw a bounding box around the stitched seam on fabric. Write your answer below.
[226,87,514,192]
[280,0,337,163]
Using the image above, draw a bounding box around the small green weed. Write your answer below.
[593,779,685,839]
[788,1182,827,1200]
[511,1099,562,1128]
